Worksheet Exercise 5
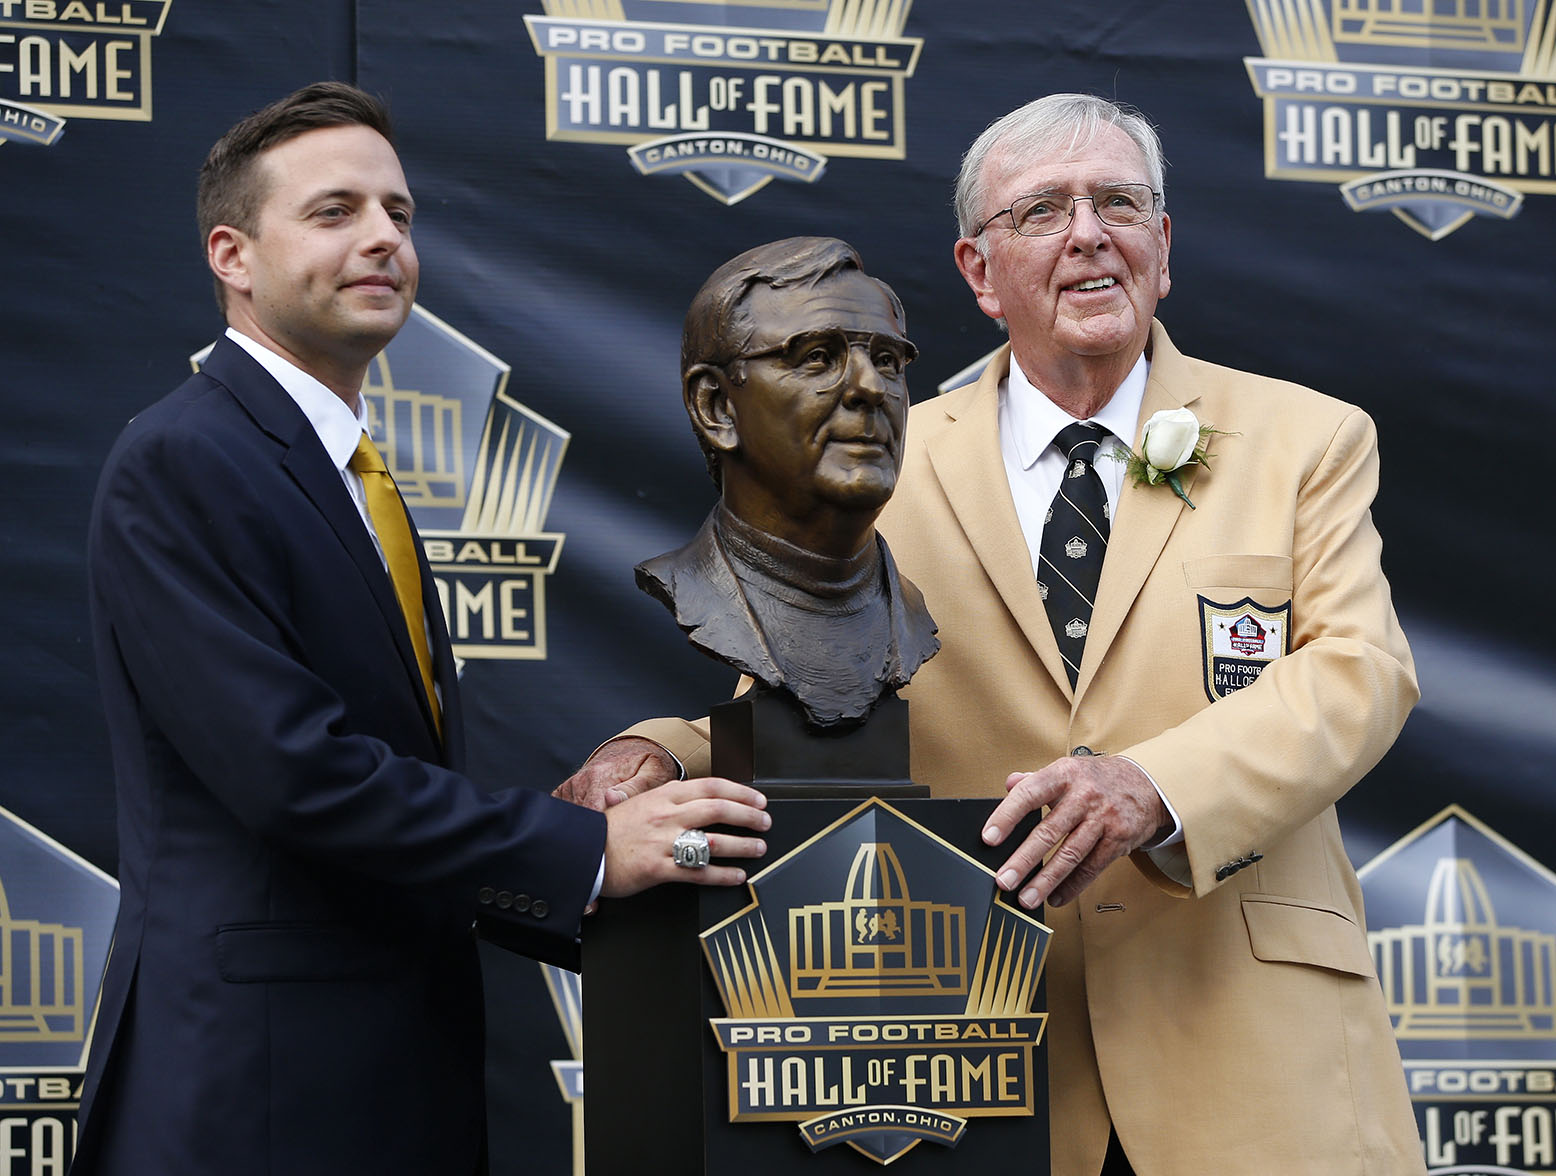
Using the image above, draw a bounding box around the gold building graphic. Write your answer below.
[1369,856,1556,1038]
[702,806,1049,1023]
[789,842,966,998]
[364,356,465,510]
[1249,0,1542,58]
[1330,0,1526,49]
[365,352,569,540]
[0,875,86,1043]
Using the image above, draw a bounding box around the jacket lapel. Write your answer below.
[1075,322,1204,701]
[924,347,1074,698]
[204,337,444,747]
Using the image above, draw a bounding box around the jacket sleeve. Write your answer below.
[1122,408,1417,896]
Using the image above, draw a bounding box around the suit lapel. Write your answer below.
[1076,323,1204,701]
[925,348,1074,698]
[204,338,445,747]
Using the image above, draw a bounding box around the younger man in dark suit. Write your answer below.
[75,81,768,1176]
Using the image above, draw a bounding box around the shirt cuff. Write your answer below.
[1116,755,1183,848]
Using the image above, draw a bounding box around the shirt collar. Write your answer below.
[225,327,368,471]
[1004,350,1150,468]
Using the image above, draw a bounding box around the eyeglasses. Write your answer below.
[730,328,917,385]
[975,183,1160,237]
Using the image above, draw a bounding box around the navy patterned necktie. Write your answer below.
[1037,422,1111,688]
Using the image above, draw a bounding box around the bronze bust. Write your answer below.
[636,237,938,730]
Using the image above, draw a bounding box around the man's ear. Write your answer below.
[684,364,739,456]
[207,225,254,300]
[953,236,1004,323]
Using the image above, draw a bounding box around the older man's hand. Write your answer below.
[981,755,1169,909]
[553,737,680,812]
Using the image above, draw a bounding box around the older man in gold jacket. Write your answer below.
[576,93,1424,1176]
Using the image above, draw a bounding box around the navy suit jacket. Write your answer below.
[74,336,606,1176]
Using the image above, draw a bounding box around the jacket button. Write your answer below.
[531,899,549,919]
[513,894,532,913]
[495,890,513,910]
[478,887,495,905]
[1071,746,1095,757]
[1249,852,1264,864]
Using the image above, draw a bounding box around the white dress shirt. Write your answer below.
[225,328,387,567]
[998,352,1147,578]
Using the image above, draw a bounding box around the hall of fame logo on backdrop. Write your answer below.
[0,1,172,149]
[1244,0,1556,238]
[699,799,1049,1165]
[524,0,922,205]
[1359,805,1556,1175]
[196,306,568,662]
[369,307,568,662]
[0,806,119,1172]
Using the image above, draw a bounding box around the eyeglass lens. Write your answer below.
[1011,184,1155,235]
[755,330,916,381]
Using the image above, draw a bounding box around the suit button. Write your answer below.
[1249,852,1264,864]
[495,890,514,910]
[478,887,495,905]
[1071,746,1095,757]
[531,900,549,919]
[513,894,532,913]
[1215,865,1233,881]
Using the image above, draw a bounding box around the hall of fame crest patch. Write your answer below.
[699,799,1050,1165]
[524,0,922,205]
[0,1,172,150]
[1244,0,1556,238]
[1198,595,1290,701]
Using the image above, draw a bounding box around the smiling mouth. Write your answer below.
[1065,277,1117,292]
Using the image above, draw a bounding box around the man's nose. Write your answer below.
[1065,197,1110,251]
[362,205,406,253]
[840,344,889,406]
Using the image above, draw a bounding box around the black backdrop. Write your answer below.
[6,1,1556,1172]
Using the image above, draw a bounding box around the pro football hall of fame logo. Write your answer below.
[1359,805,1556,1175]
[1244,0,1556,237]
[0,1,171,149]
[0,806,119,1172]
[198,306,569,662]
[700,799,1050,1165]
[525,0,922,204]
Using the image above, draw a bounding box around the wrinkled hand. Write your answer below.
[981,755,1168,909]
[554,737,679,812]
[601,777,770,898]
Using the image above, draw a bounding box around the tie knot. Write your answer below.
[349,433,389,476]
[1054,421,1105,466]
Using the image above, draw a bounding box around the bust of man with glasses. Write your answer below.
[635,237,939,731]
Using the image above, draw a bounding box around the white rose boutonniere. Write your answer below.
[1108,408,1232,510]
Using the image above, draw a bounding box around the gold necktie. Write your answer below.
[349,433,441,737]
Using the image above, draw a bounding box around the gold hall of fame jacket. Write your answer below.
[628,322,1425,1176]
